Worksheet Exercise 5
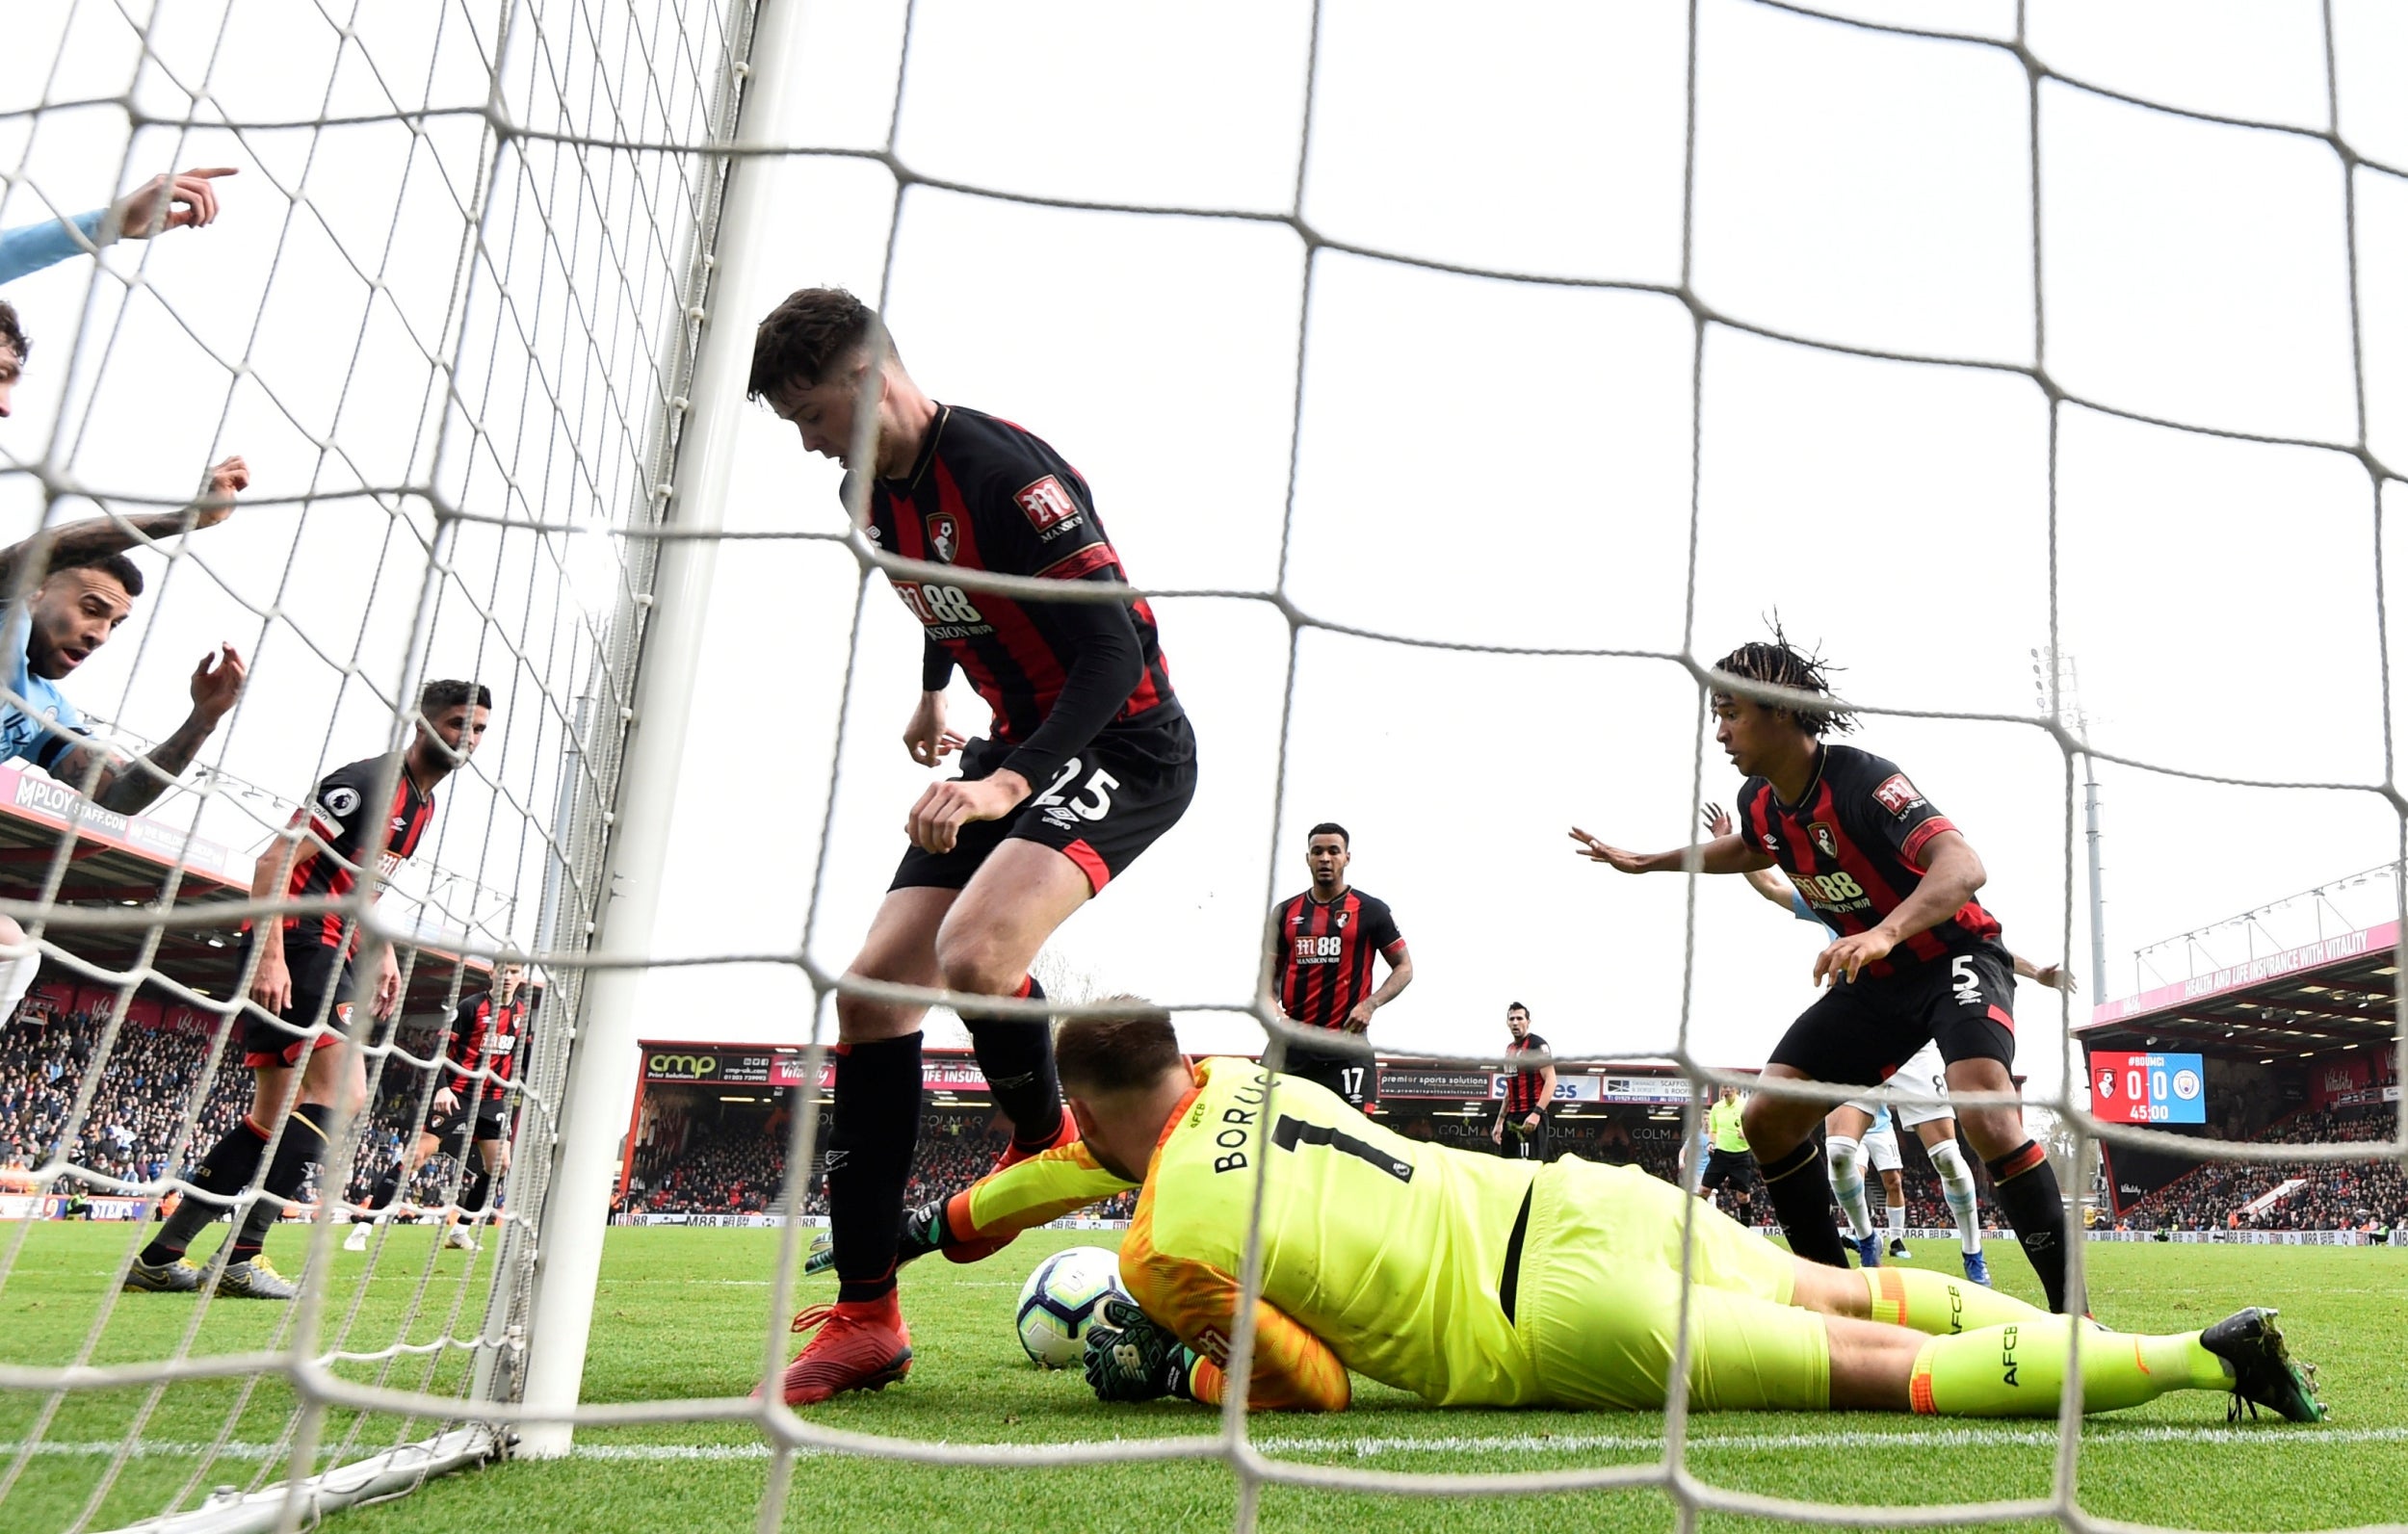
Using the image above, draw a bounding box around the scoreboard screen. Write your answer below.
[2089,1051,2207,1124]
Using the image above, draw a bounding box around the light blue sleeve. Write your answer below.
[0,209,108,286]
[1787,890,1823,926]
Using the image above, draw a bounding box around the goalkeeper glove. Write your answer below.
[1082,1296,1196,1405]
[801,1201,950,1279]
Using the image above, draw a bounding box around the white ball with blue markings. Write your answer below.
[1014,1245,1127,1368]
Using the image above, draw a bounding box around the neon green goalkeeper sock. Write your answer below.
[1910,1320,2231,1417]
[1862,1264,2049,1336]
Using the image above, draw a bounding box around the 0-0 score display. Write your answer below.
[2089,1051,2207,1124]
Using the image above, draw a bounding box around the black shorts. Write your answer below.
[1767,948,2016,1089]
[1504,1118,1551,1162]
[890,712,1197,896]
[241,937,358,1069]
[1700,1146,1754,1192]
[1284,1046,1376,1112]
[425,1097,510,1143]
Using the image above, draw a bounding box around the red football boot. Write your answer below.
[991,1111,1078,1174]
[778,1292,912,1405]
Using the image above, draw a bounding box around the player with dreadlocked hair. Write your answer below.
[1570,631,2081,1313]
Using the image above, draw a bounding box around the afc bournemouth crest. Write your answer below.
[926,512,959,563]
[1809,821,1840,860]
[1334,911,1350,927]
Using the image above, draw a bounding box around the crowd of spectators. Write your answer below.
[2116,1104,2407,1234]
[0,1009,248,1191]
[615,1105,1140,1220]
[0,1007,484,1212]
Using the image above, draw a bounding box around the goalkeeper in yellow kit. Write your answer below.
[828,1009,2322,1422]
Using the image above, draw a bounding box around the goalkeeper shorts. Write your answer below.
[1516,1159,1830,1411]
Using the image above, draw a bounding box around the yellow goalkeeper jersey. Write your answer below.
[942,1057,1543,1411]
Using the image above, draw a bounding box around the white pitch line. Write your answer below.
[561,1423,2408,1460]
[4,1423,2396,1465]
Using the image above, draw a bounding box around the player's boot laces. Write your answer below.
[778,1297,912,1406]
[2202,1307,2326,1424]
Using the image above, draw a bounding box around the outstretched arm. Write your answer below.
[1704,803,1794,905]
[2012,951,2077,993]
[0,456,248,594]
[1570,824,1771,875]
[49,644,246,813]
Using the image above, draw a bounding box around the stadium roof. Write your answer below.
[2081,918,2401,1062]
[0,767,488,1013]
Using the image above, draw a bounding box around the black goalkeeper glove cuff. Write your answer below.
[1083,1296,1196,1404]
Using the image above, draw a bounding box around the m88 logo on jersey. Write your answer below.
[1790,870,1866,904]
[1294,934,1342,962]
[894,581,985,627]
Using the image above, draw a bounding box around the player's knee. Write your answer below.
[931,932,1020,1000]
[1740,1095,1803,1156]
[1927,1138,1970,1182]
[1826,1136,1862,1180]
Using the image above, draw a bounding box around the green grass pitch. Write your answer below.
[1,1223,2402,1532]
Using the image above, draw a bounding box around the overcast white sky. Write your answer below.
[5,0,2406,1109]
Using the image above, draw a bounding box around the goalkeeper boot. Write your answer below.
[778,1293,912,1405]
[217,1256,300,1301]
[2201,1307,2325,1423]
[1854,1234,1883,1268]
[1961,1249,1992,1287]
[123,1256,202,1293]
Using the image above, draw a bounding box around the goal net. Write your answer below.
[2,0,2403,1531]
[0,0,730,1526]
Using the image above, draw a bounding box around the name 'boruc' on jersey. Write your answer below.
[855,404,1176,744]
[1734,742,2005,979]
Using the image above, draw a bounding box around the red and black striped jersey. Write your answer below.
[1734,743,2004,979]
[446,992,525,1102]
[282,754,435,952]
[1503,1033,1552,1115]
[1272,888,1404,1031]
[861,405,1177,779]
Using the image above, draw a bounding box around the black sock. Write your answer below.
[229,1107,329,1263]
[1986,1139,2074,1313]
[826,1032,924,1306]
[961,975,1061,1150]
[1756,1136,1850,1267]
[144,1117,271,1264]
[460,1159,492,1217]
[363,1161,405,1214]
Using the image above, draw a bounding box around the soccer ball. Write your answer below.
[1014,1245,1127,1368]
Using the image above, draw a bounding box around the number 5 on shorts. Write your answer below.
[1950,954,1978,1006]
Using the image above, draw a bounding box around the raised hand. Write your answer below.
[112,168,238,240]
[1568,826,1651,873]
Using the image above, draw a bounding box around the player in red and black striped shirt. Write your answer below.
[749,290,1197,1401]
[131,681,490,1299]
[1491,1002,1555,1160]
[1269,823,1413,1113]
[1569,637,2075,1313]
[349,962,528,1253]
